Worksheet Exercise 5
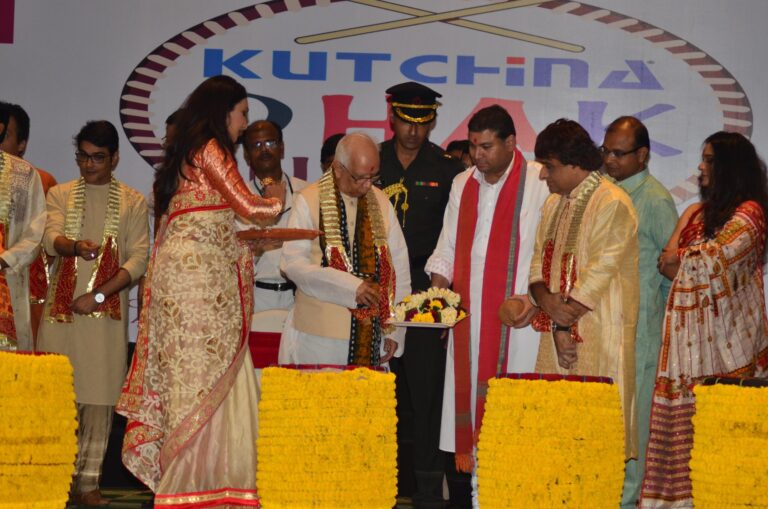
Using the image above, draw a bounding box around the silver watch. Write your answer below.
[93,292,106,304]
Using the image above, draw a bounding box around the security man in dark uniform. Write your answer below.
[379,82,466,509]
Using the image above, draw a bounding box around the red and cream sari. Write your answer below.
[117,140,281,508]
[641,201,768,508]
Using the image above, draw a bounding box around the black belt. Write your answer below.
[255,280,296,292]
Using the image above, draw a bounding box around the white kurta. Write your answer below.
[236,174,308,313]
[425,158,550,452]
[279,186,411,365]
[0,152,46,351]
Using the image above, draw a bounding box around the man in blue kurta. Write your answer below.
[601,116,678,508]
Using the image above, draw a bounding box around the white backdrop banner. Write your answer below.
[2,0,767,338]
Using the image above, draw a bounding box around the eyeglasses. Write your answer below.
[600,146,641,159]
[245,139,280,151]
[337,161,380,184]
[75,151,109,165]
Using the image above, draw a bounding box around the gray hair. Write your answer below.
[334,132,378,168]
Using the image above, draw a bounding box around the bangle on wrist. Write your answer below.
[73,240,81,257]
[552,322,571,333]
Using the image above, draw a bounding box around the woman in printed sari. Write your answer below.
[641,131,768,508]
[117,75,284,508]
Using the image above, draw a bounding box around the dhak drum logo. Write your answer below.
[119,0,752,201]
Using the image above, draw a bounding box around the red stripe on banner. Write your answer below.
[0,0,14,44]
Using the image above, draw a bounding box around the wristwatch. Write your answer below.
[552,322,571,333]
[93,292,106,304]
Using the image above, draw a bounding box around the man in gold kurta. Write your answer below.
[528,119,639,460]
[37,121,149,506]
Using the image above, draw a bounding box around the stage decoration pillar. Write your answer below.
[257,366,397,508]
[477,374,625,508]
[0,351,77,508]
[691,380,768,508]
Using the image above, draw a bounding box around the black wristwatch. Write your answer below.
[552,322,571,333]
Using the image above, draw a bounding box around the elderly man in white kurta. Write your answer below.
[37,121,149,506]
[425,105,549,506]
[0,144,46,351]
[279,133,411,366]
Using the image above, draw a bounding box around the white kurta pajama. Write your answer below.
[279,183,411,365]
[0,151,46,351]
[236,174,308,313]
[425,160,550,454]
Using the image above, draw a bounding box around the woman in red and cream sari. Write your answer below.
[641,132,768,508]
[117,76,284,508]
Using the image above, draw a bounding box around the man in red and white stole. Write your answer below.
[425,105,550,505]
[279,133,411,367]
[0,102,46,352]
[38,121,149,506]
[528,119,639,467]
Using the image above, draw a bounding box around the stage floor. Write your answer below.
[66,491,417,508]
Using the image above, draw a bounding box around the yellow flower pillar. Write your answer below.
[257,367,397,508]
[691,384,768,508]
[0,352,77,508]
[477,377,625,508]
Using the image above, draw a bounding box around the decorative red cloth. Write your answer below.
[248,331,281,369]
[48,236,121,322]
[28,251,48,303]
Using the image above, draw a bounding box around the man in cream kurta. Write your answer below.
[37,121,149,505]
[529,119,639,460]
[280,133,410,366]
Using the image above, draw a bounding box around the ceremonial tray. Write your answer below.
[236,228,323,241]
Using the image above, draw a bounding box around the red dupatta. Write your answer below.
[452,149,526,469]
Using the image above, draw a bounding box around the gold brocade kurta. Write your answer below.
[530,176,639,459]
[37,179,149,405]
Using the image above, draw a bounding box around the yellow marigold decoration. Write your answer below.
[411,312,435,323]
[257,367,397,508]
[429,299,444,310]
[0,352,77,508]
[477,377,624,508]
[691,384,768,508]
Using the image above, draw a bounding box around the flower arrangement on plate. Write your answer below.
[391,287,468,328]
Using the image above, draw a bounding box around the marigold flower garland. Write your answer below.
[477,377,625,508]
[257,367,397,508]
[0,352,77,508]
[691,384,768,508]
[393,287,467,325]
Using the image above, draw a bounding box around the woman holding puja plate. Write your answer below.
[117,75,284,508]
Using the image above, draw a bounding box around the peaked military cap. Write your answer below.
[386,82,441,124]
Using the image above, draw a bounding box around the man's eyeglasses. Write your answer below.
[246,139,280,151]
[600,146,641,159]
[75,151,109,165]
[338,161,380,184]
